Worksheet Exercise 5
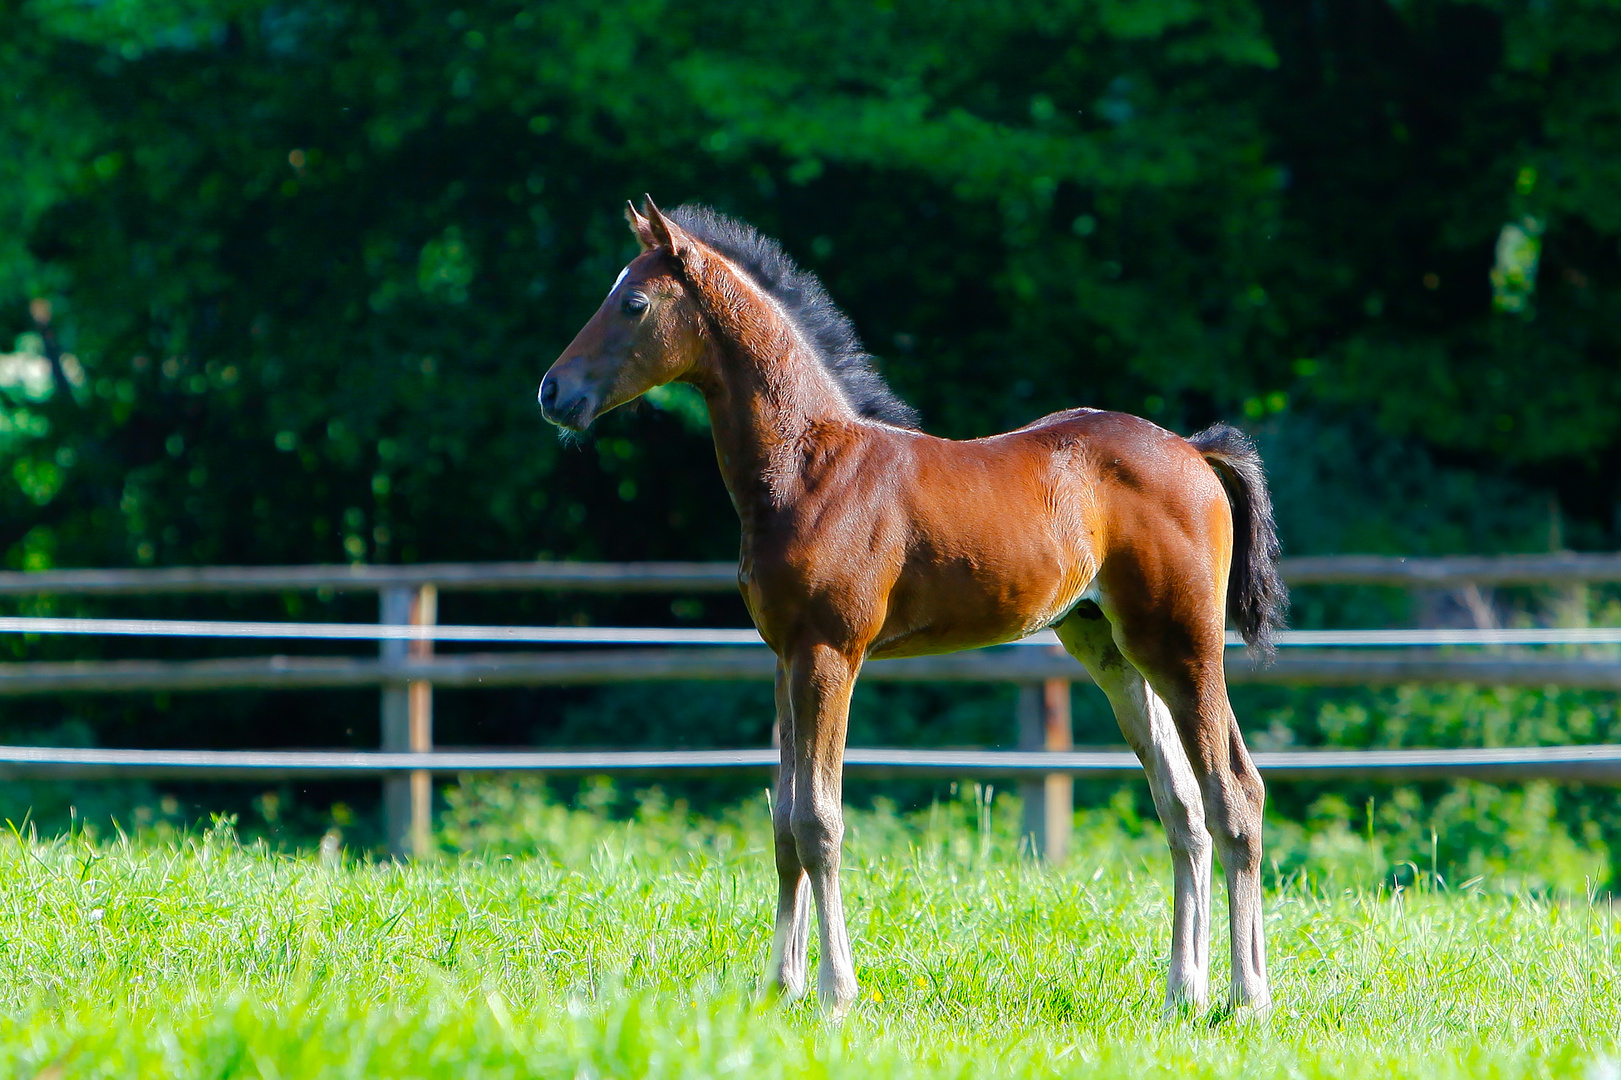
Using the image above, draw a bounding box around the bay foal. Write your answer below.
[540,199,1287,1018]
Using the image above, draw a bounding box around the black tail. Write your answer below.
[1187,422,1288,661]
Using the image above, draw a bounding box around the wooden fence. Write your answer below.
[0,554,1617,859]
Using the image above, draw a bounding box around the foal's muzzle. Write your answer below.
[537,371,593,430]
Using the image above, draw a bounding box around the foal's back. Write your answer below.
[808,408,1231,660]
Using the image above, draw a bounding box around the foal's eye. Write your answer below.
[621,292,648,316]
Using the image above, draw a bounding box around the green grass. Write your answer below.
[2,783,1619,1078]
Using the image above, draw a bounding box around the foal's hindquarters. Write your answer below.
[760,412,1271,1018]
[1049,432,1271,1015]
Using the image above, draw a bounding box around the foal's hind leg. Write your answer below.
[764,661,813,999]
[1054,604,1212,1013]
[1107,603,1271,1013]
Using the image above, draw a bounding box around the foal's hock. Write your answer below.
[540,198,1287,1017]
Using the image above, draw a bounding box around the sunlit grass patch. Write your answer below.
[0,790,1617,1077]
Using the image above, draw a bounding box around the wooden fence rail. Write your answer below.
[0,648,1615,695]
[1,555,1617,859]
[0,561,741,595]
[0,551,1618,595]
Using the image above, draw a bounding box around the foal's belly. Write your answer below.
[865,554,1094,660]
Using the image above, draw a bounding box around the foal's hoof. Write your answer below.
[1160,995,1210,1023]
[1213,999,1273,1026]
[759,975,807,1005]
[819,983,859,1022]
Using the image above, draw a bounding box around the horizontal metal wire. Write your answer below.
[0,616,1617,648]
[1274,627,1621,646]
[4,743,1621,782]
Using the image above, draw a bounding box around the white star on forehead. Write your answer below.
[610,265,629,294]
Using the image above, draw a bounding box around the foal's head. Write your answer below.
[537,198,708,431]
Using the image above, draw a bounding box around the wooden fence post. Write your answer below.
[380,584,436,859]
[1018,670,1073,862]
[408,584,436,858]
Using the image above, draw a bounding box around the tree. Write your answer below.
[1,0,1618,835]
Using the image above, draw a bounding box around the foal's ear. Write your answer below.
[624,200,658,252]
[641,195,701,268]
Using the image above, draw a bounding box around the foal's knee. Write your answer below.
[1206,770,1265,867]
[1147,760,1210,859]
[1231,765,1265,828]
[1164,808,1211,864]
[790,805,844,872]
[772,799,801,874]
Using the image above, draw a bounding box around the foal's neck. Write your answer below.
[680,265,862,518]
[696,335,859,516]
[684,316,862,525]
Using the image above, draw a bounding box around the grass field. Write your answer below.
[2,782,1619,1078]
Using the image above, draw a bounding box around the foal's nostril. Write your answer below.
[539,375,559,413]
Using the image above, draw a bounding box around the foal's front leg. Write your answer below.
[765,660,813,999]
[785,642,861,1016]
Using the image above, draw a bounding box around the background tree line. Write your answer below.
[2,0,1620,871]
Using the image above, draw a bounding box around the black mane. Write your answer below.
[667,205,921,429]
